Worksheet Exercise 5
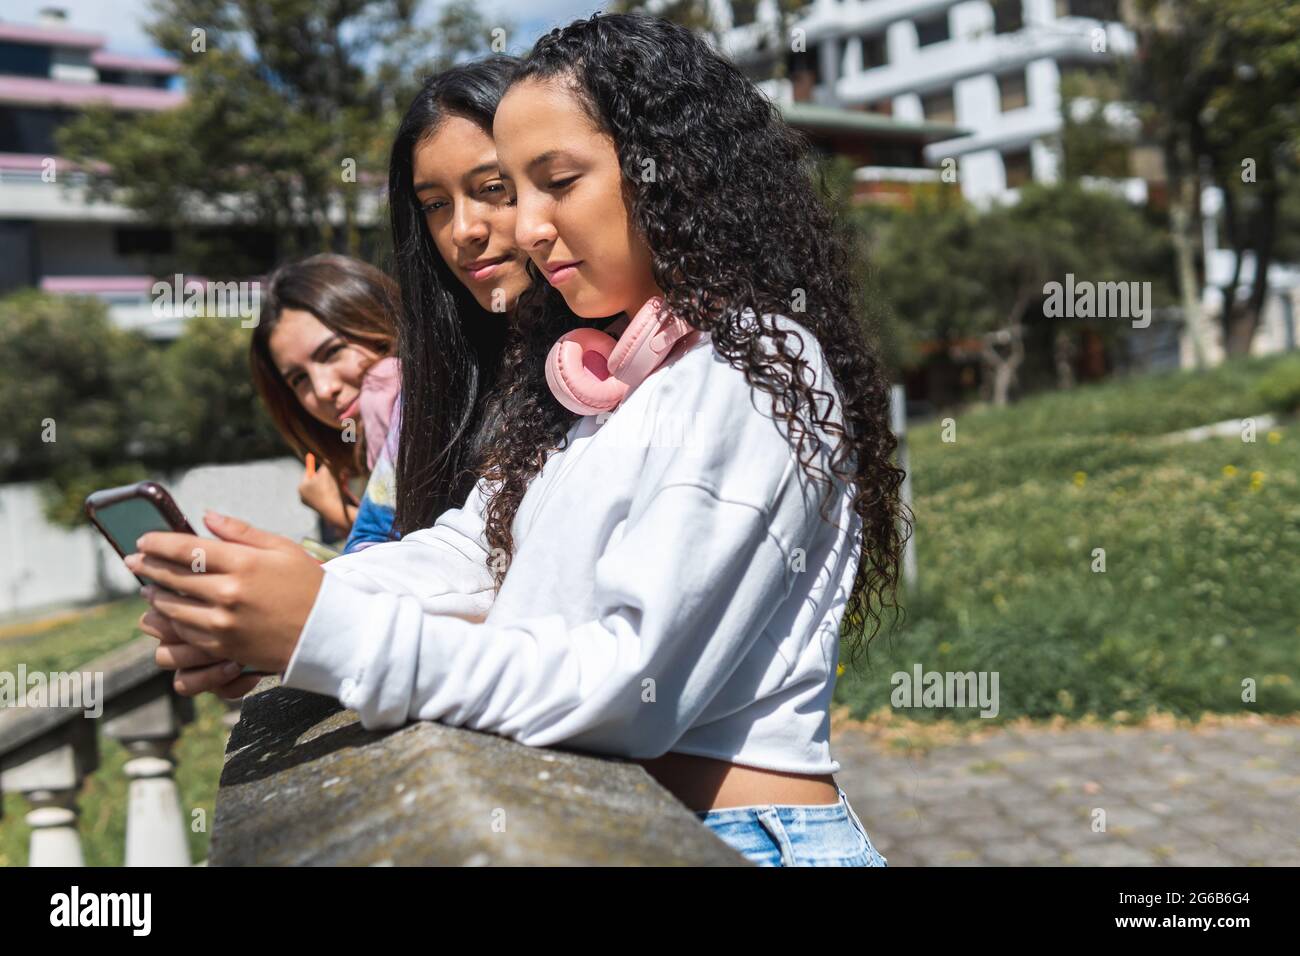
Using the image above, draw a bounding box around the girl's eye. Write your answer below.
[548,176,578,191]
[420,199,447,214]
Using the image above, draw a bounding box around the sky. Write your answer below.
[2,0,608,58]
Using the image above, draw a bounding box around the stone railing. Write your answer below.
[0,636,221,866]
[210,679,750,866]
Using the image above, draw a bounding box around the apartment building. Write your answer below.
[719,0,1135,201]
[0,9,195,334]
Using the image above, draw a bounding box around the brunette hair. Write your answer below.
[249,253,399,499]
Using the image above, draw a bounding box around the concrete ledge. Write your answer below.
[209,679,749,866]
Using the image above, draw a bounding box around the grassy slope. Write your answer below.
[834,353,1300,724]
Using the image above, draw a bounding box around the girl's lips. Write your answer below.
[338,398,360,422]
[544,261,582,285]
[467,257,509,281]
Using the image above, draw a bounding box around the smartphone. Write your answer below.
[84,481,268,678]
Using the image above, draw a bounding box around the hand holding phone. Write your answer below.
[85,481,271,678]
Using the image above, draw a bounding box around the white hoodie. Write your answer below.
[282,314,864,774]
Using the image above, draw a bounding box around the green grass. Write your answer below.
[0,598,230,866]
[834,352,1300,725]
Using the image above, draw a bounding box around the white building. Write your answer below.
[718,0,1135,202]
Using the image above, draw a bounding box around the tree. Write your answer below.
[57,0,505,278]
[861,182,1171,406]
[1123,0,1300,359]
[0,290,284,526]
[1,291,157,523]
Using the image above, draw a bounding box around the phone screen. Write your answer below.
[95,497,178,558]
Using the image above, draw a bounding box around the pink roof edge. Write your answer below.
[0,75,183,110]
[0,21,105,49]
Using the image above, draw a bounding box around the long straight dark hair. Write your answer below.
[387,56,517,534]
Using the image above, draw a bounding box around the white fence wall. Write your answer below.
[2,457,319,620]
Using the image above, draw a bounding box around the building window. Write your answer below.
[860,32,888,69]
[873,142,922,168]
[862,98,893,116]
[0,106,72,155]
[114,227,175,257]
[997,71,1029,111]
[1003,148,1033,187]
[785,46,821,96]
[1056,0,1120,21]
[731,0,759,27]
[992,0,1024,34]
[915,12,951,47]
[98,69,172,90]
[921,89,956,123]
[0,41,53,78]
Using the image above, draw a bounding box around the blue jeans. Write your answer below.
[694,784,889,867]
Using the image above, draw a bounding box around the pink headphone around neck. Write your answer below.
[545,296,698,416]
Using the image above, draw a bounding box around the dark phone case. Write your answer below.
[84,481,269,678]
[84,480,196,578]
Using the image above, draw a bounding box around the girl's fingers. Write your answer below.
[156,640,225,671]
[133,531,242,572]
[215,674,263,700]
[172,660,245,697]
[143,588,227,654]
[139,608,182,643]
[128,554,222,597]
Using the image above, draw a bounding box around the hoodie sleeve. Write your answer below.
[320,474,499,623]
[281,469,809,756]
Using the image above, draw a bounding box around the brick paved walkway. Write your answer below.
[831,716,1300,866]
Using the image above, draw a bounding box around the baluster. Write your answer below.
[0,720,99,866]
[103,676,195,866]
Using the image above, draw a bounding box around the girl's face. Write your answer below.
[493,77,662,320]
[412,114,531,313]
[268,307,381,430]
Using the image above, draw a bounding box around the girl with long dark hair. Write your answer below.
[386,55,528,534]
[338,54,530,553]
[131,15,907,867]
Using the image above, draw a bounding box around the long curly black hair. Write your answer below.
[479,13,910,666]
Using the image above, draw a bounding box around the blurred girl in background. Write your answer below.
[249,253,402,552]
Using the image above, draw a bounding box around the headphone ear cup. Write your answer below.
[545,327,629,416]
